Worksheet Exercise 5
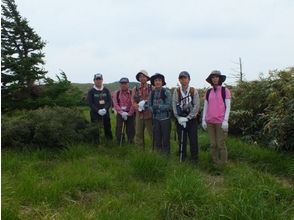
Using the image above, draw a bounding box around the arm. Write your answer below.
[202,100,208,122]
[172,89,180,120]
[112,91,123,114]
[87,89,99,112]
[104,88,112,111]
[224,99,231,122]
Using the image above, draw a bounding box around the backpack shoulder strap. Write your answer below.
[151,90,155,106]
[177,87,181,101]
[206,88,212,102]
[221,86,226,105]
[116,90,120,105]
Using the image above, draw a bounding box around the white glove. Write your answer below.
[181,122,187,128]
[177,117,188,125]
[221,120,228,132]
[121,111,128,121]
[98,108,107,116]
[202,121,207,130]
[138,100,146,112]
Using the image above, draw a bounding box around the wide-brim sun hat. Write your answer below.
[206,70,226,85]
[136,70,150,82]
[150,73,166,86]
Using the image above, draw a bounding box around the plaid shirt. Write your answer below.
[112,89,134,116]
[148,88,172,120]
[132,84,152,119]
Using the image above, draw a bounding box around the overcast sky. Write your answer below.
[16,0,294,88]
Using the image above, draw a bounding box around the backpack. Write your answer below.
[206,86,226,106]
[116,89,132,106]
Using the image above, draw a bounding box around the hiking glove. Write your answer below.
[178,117,188,125]
[121,111,128,120]
[202,121,207,130]
[98,108,107,116]
[221,120,228,132]
[138,100,145,112]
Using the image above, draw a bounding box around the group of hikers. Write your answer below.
[87,70,231,166]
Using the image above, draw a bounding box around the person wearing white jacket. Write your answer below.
[202,70,231,166]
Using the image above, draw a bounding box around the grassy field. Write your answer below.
[2,132,294,219]
[2,109,294,219]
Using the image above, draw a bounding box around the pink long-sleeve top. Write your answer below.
[112,89,135,116]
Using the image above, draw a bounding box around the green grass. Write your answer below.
[2,112,294,219]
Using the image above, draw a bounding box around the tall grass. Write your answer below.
[2,130,294,219]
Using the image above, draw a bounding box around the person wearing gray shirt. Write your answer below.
[172,71,200,162]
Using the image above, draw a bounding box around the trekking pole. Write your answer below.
[120,120,125,147]
[152,118,155,152]
[142,111,145,150]
[180,128,184,162]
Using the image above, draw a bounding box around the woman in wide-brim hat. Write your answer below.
[148,72,171,155]
[150,73,166,86]
[136,70,150,82]
[206,70,226,85]
[202,70,231,168]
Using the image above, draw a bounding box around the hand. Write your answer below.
[202,121,207,130]
[121,111,128,121]
[221,120,228,132]
[138,100,146,111]
[181,122,187,128]
[98,108,107,116]
[177,117,188,125]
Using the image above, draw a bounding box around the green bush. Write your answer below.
[230,67,294,151]
[1,107,99,149]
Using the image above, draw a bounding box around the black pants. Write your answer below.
[115,114,135,144]
[91,113,113,140]
[177,118,198,161]
[153,118,171,155]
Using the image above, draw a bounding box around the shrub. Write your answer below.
[229,67,294,151]
[1,107,99,149]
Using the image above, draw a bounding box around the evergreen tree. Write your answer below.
[1,0,47,110]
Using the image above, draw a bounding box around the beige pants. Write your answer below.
[134,113,153,149]
[207,123,228,165]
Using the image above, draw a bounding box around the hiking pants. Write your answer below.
[207,123,228,165]
[153,118,171,155]
[115,114,135,144]
[91,114,113,140]
[135,113,153,149]
[176,118,199,161]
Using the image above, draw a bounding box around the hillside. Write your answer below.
[72,82,139,94]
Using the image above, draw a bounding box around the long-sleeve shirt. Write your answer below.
[132,84,152,119]
[148,88,172,120]
[87,86,112,117]
[172,86,200,120]
[112,89,135,116]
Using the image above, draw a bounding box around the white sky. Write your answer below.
[16,0,294,88]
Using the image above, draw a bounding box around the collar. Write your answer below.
[180,85,190,97]
[93,85,104,91]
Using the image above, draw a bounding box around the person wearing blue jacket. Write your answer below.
[148,73,172,155]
